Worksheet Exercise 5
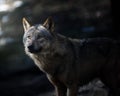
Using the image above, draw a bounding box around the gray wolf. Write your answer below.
[22,17,120,96]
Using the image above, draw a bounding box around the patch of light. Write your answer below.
[2,15,9,23]
[0,4,9,12]
[0,0,6,4]
[13,0,23,8]
[0,29,3,36]
[0,38,14,46]
[0,0,23,12]
[0,23,3,36]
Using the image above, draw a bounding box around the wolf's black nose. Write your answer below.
[27,45,34,52]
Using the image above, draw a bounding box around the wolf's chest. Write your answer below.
[31,53,63,74]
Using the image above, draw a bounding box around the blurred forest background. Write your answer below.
[0,0,116,96]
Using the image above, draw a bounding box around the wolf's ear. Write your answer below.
[43,17,54,32]
[22,18,31,32]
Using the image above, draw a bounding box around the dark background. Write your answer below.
[0,0,118,96]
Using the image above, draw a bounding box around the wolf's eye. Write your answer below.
[27,35,31,39]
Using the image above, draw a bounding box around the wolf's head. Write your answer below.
[22,17,55,54]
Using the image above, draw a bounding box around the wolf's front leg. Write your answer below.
[47,75,67,96]
[67,84,78,96]
[55,85,67,96]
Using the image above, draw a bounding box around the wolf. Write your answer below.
[22,17,120,96]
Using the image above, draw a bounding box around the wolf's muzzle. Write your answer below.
[27,45,42,53]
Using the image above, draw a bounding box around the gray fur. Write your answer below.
[23,18,120,96]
